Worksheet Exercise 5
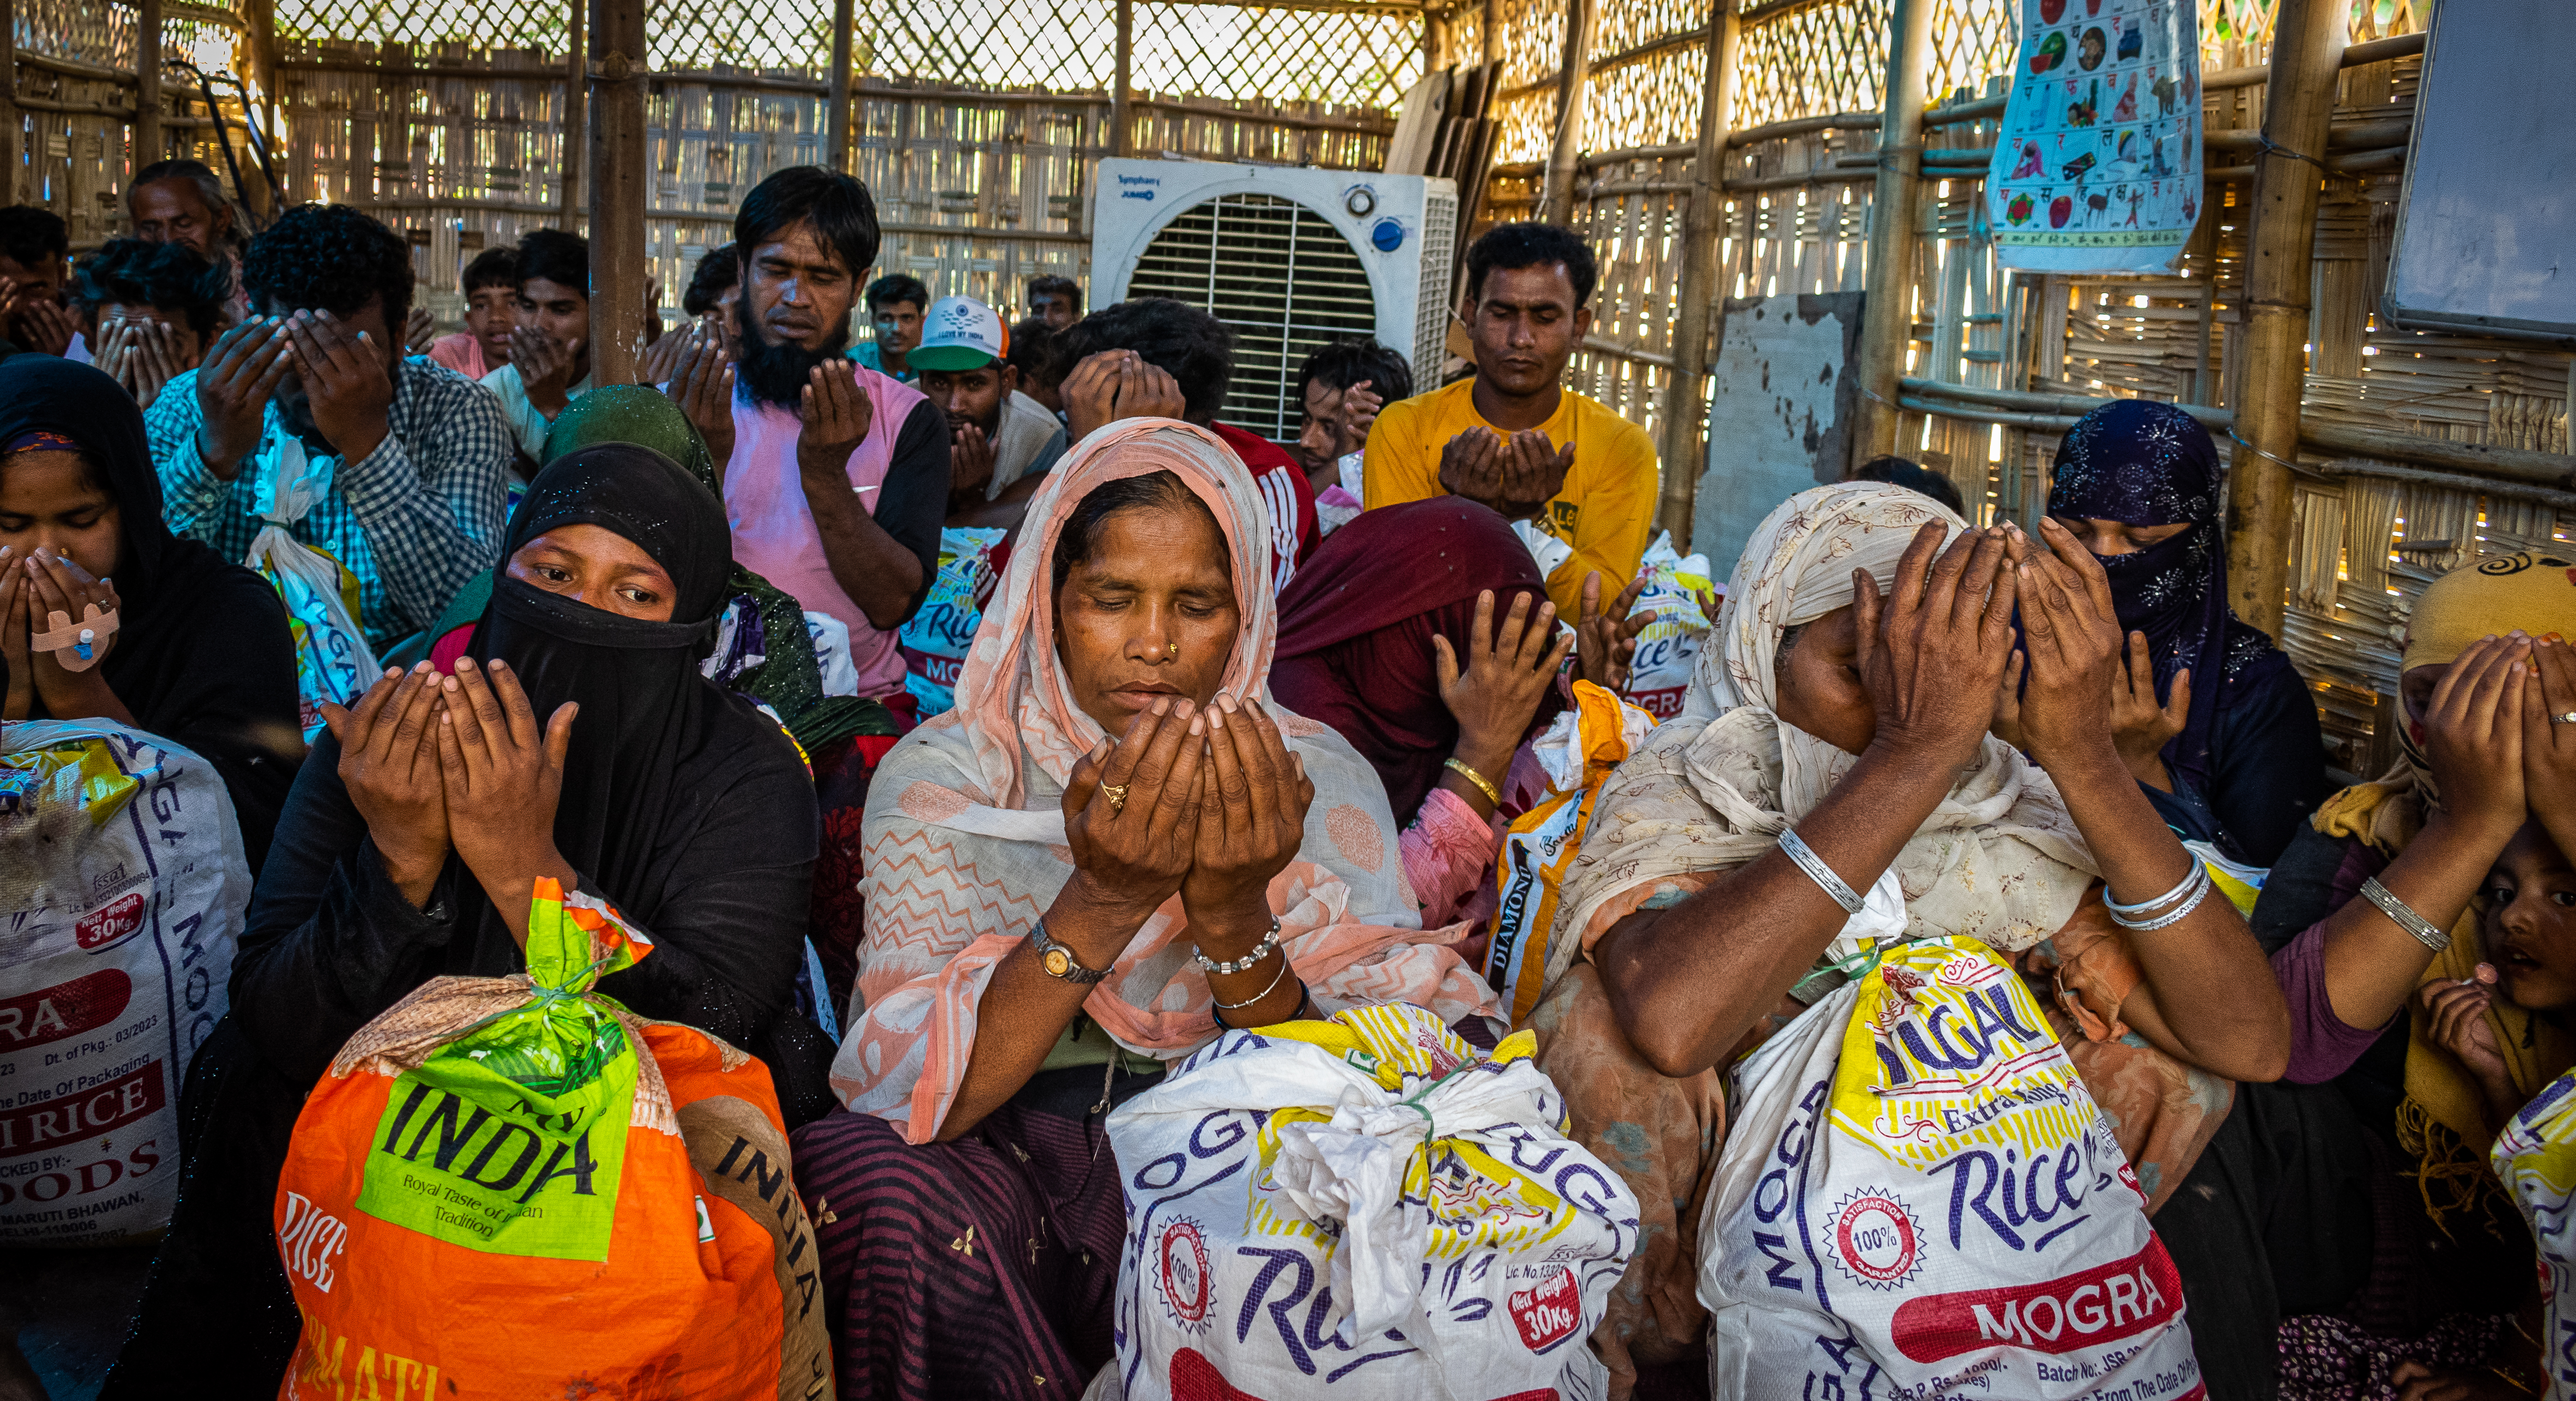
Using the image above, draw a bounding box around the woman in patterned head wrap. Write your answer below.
[2042,399,2331,864]
[787,420,1500,1401]
[1523,483,2287,1398]
[2244,551,2576,1393]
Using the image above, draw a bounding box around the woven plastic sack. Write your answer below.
[2494,1069,2576,1397]
[899,525,1007,717]
[1701,937,2201,1400]
[1623,533,1712,722]
[1482,682,1656,1025]
[246,437,380,739]
[274,879,832,1399]
[0,720,248,1245]
[1106,1002,1636,1401]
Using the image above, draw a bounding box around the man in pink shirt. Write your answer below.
[666,166,949,703]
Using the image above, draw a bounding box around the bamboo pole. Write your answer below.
[1655,0,1739,547]
[1848,0,1934,470]
[826,0,854,172]
[1110,0,1134,159]
[134,0,161,173]
[1482,0,1498,68]
[1537,0,1599,225]
[0,0,18,207]
[560,0,585,217]
[587,0,648,384]
[2224,0,2342,639]
[1422,7,1447,73]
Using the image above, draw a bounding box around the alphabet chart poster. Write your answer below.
[1984,0,2202,273]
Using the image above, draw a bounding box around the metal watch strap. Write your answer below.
[1029,918,1111,984]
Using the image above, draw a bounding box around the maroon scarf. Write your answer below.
[1271,498,1554,825]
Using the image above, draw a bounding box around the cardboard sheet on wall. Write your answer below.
[1694,292,1863,576]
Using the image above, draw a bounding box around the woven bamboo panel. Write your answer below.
[1579,41,1701,152]
[1735,0,1887,128]
[14,0,254,236]
[858,0,1112,89]
[1560,148,1689,432]
[1134,3,1418,108]
[24,0,138,64]
[1594,0,1701,59]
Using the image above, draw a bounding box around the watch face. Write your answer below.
[1044,947,1072,978]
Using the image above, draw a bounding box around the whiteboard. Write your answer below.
[2382,0,2576,341]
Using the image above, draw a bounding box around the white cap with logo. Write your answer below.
[911,294,1008,372]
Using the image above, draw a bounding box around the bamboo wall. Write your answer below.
[1472,0,2562,783]
[256,0,1411,328]
[10,0,2564,783]
[9,0,263,245]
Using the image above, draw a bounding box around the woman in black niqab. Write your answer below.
[0,355,299,865]
[103,445,830,1398]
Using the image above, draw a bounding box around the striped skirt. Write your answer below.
[791,1063,1160,1401]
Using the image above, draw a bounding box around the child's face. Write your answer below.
[2481,824,2576,1011]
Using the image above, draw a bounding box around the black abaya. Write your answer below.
[0,356,300,867]
[101,446,829,1397]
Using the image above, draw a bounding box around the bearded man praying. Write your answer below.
[662,165,951,703]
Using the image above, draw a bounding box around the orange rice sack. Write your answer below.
[272,879,832,1400]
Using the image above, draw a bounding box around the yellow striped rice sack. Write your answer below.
[1104,1002,1636,1400]
[1700,937,2205,1401]
[2493,1069,2576,1396]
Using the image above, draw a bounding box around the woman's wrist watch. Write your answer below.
[1029,919,1110,984]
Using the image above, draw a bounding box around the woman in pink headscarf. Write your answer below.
[789,419,1499,1401]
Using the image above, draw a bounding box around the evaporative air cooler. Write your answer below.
[1088,158,1458,442]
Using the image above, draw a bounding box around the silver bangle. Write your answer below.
[1194,919,1282,976]
[1778,827,1865,914]
[2360,876,2452,952]
[2106,862,2204,917]
[2108,865,2213,931]
[1211,945,1294,1013]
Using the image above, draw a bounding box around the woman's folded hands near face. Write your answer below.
[1060,691,1317,960]
[319,657,578,941]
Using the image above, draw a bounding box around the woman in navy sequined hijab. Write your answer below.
[2048,399,2328,863]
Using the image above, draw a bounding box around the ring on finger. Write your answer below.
[1100,782,1131,813]
[2553,712,2576,726]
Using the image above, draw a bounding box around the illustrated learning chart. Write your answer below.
[1985,0,2203,274]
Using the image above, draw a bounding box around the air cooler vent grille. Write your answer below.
[1125,192,1377,444]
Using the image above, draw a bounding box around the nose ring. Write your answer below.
[1167,642,1180,658]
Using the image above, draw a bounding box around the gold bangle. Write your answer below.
[1443,756,1501,806]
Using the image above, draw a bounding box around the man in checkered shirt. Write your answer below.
[146,202,511,653]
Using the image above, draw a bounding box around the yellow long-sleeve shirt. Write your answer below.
[1360,378,1660,616]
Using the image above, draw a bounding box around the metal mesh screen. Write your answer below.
[1124,192,1377,441]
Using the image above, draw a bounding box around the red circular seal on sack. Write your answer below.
[1157,1220,1213,1331]
[1829,1191,1922,1290]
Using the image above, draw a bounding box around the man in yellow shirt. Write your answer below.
[1362,222,1658,616]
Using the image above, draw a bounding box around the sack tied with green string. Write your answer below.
[273,878,832,1400]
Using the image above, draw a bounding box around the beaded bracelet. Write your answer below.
[1195,918,1282,976]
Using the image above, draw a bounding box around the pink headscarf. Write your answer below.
[831,421,1500,1142]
